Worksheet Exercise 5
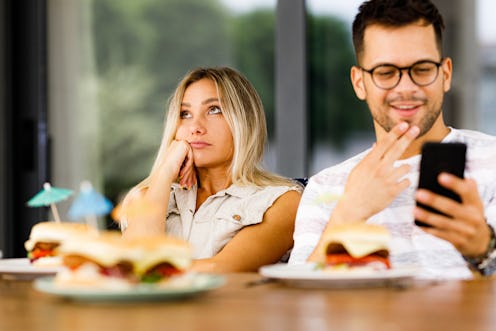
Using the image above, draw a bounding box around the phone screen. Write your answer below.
[415,142,467,227]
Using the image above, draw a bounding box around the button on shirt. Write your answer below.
[167,183,300,259]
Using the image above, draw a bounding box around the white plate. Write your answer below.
[259,263,417,288]
[34,274,225,301]
[0,258,61,278]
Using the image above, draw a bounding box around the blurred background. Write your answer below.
[1,0,495,257]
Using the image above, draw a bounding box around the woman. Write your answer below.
[121,67,302,272]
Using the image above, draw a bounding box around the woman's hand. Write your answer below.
[177,142,197,189]
[122,140,197,237]
[153,140,197,189]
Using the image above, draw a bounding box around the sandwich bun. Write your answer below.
[24,221,92,266]
[24,222,91,251]
[123,235,192,276]
[57,232,131,267]
[323,223,391,270]
[324,223,391,258]
[57,232,191,272]
[55,232,135,289]
[54,232,192,289]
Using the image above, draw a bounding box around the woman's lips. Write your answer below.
[189,141,211,149]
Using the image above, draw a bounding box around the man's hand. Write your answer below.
[332,122,420,224]
[414,173,490,257]
[309,122,419,263]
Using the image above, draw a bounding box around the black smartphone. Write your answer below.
[415,142,467,227]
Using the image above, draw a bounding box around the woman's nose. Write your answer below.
[189,118,206,135]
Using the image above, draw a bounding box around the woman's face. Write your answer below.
[175,78,234,169]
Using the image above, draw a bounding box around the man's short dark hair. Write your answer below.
[352,0,445,64]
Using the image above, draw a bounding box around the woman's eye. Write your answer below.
[208,106,222,115]
[180,111,191,119]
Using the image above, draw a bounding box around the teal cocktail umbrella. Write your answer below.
[68,181,113,231]
[27,182,74,223]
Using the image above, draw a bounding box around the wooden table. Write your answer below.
[1,273,496,331]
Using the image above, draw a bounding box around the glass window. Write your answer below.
[307,0,495,175]
[47,0,492,226]
[306,0,374,175]
[477,0,496,135]
[48,0,276,225]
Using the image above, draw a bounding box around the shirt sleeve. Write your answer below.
[477,184,496,275]
[288,175,341,264]
[468,136,496,276]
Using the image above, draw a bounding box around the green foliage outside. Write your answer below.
[93,0,231,201]
[91,0,371,204]
[229,10,276,135]
[308,15,371,148]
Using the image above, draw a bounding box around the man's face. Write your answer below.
[351,21,452,139]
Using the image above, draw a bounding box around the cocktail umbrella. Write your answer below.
[68,181,113,231]
[27,182,73,223]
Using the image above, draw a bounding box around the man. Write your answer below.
[289,0,496,278]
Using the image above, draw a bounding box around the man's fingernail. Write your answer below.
[408,126,420,136]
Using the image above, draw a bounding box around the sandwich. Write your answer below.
[54,232,192,289]
[322,223,391,271]
[24,221,91,266]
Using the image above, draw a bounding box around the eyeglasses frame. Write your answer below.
[358,58,445,90]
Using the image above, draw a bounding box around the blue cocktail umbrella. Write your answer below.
[27,182,73,223]
[68,181,113,231]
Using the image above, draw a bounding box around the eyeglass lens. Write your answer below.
[371,62,440,89]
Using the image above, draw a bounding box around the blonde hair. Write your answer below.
[133,67,293,192]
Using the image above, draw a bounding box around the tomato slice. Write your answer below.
[155,263,182,277]
[326,253,391,269]
[29,248,55,262]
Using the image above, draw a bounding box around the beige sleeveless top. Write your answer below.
[166,183,301,259]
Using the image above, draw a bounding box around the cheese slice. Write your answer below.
[323,223,391,258]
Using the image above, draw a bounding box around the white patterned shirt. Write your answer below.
[289,128,496,279]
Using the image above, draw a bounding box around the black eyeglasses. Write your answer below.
[359,59,444,90]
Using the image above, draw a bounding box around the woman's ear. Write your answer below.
[350,66,367,100]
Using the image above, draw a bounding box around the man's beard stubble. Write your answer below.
[369,95,443,138]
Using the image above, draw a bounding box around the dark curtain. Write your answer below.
[1,0,49,258]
